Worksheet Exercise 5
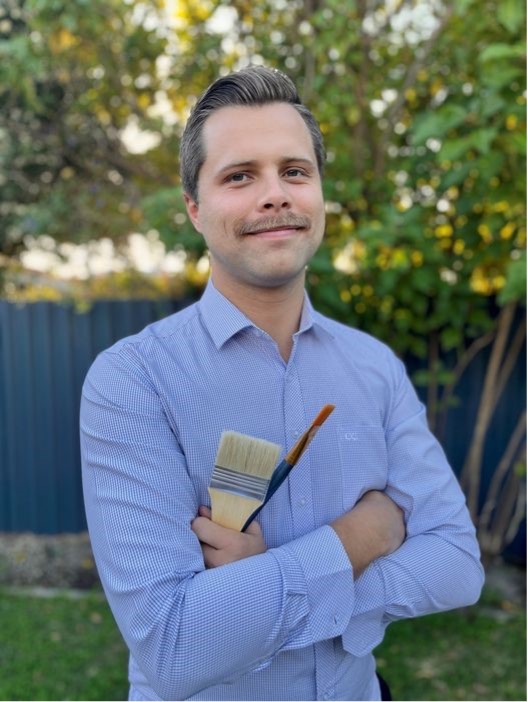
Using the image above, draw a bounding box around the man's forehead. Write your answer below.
[200,103,315,168]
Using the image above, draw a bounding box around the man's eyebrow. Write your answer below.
[281,157,315,167]
[216,160,257,176]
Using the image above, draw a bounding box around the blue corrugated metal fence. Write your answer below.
[0,298,190,533]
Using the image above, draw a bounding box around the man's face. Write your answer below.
[184,102,326,292]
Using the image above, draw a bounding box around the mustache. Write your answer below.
[235,214,312,236]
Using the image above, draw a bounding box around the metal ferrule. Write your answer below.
[210,465,271,501]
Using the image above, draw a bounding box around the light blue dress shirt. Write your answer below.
[80,280,484,701]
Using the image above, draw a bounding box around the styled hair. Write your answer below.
[179,66,326,202]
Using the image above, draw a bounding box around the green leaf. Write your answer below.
[411,105,467,145]
[472,128,498,153]
[481,65,523,89]
[439,128,497,160]
[506,132,527,157]
[497,0,526,33]
[479,43,526,63]
[440,327,462,351]
[498,254,527,306]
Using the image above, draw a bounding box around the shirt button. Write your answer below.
[292,430,300,438]
[298,497,307,506]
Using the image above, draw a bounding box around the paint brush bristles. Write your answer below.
[208,432,282,530]
[284,404,335,465]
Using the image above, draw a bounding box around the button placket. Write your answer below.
[283,364,315,539]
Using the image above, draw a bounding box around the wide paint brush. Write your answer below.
[241,403,335,531]
[208,432,282,531]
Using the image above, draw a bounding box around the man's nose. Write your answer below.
[257,176,291,211]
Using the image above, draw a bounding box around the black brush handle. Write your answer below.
[241,459,293,532]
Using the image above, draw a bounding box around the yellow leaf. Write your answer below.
[411,251,424,266]
[477,224,493,242]
[453,239,465,255]
[500,222,516,239]
[49,28,77,54]
[435,224,453,238]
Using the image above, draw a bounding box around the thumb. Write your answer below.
[199,505,212,519]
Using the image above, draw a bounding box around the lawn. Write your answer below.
[0,584,525,701]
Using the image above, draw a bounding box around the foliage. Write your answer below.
[0,0,174,255]
[0,584,524,700]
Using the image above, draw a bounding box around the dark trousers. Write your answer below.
[376,673,392,701]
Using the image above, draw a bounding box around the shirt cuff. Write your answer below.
[342,560,388,656]
[271,525,356,645]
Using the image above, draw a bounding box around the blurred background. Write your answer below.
[0,0,525,700]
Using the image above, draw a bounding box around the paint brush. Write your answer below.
[241,404,335,531]
[208,432,282,531]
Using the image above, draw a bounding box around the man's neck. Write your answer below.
[210,272,306,362]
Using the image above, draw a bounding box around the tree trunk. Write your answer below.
[460,303,519,520]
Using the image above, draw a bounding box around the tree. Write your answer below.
[0,0,173,255]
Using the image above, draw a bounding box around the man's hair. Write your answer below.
[179,66,326,202]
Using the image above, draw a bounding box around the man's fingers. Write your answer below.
[191,514,235,549]
[192,506,267,568]
[201,544,221,569]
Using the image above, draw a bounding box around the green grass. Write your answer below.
[375,586,526,701]
[0,585,525,701]
[0,589,129,701]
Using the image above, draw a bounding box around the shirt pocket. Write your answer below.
[338,424,388,511]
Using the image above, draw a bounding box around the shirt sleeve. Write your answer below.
[341,354,485,657]
[80,348,357,701]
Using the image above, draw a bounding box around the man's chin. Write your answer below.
[243,267,308,290]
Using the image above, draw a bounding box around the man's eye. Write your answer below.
[285,168,307,178]
[227,173,249,182]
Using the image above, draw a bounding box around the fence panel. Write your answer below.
[0,298,189,533]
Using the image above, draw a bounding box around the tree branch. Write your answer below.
[460,302,516,518]
[494,316,527,402]
[435,329,496,440]
[478,410,526,532]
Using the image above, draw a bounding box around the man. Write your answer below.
[80,66,484,701]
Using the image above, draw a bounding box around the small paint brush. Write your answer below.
[241,404,335,531]
[208,432,282,531]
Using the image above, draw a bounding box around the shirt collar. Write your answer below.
[198,279,333,350]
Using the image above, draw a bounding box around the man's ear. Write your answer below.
[183,193,201,232]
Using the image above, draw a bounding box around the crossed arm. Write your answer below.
[192,491,406,575]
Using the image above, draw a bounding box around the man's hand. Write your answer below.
[331,491,406,578]
[191,506,267,568]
